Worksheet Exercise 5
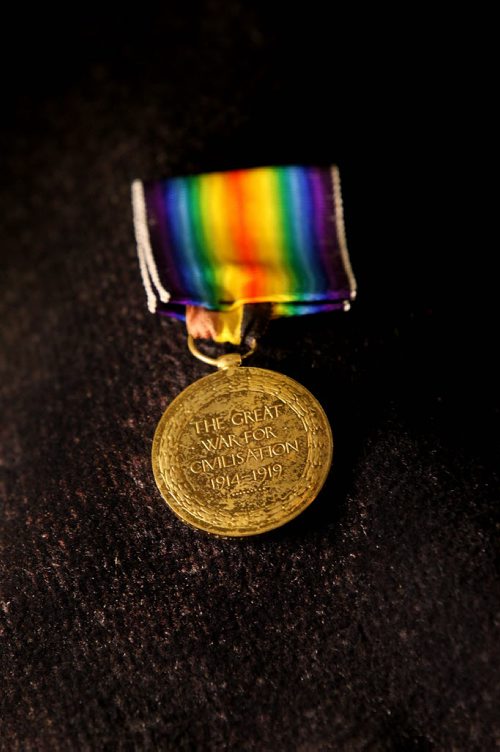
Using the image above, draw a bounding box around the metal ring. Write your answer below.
[187,335,257,369]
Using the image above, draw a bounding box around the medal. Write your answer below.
[151,341,333,536]
[131,164,356,536]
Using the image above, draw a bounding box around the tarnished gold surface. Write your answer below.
[152,367,333,536]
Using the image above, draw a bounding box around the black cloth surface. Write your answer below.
[1,6,498,750]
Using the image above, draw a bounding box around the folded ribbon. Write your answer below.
[132,164,356,344]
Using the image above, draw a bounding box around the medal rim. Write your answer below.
[151,366,333,537]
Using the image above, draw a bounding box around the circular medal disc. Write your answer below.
[152,366,333,537]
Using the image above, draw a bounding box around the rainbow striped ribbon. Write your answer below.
[132,165,356,322]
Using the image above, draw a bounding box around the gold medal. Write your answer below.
[132,164,356,536]
[152,339,333,537]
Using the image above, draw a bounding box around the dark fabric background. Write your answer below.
[1,5,498,750]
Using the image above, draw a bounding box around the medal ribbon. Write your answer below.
[132,165,356,345]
